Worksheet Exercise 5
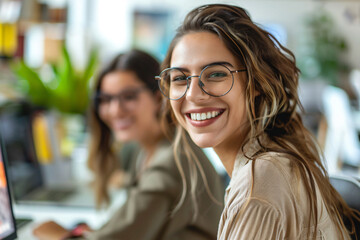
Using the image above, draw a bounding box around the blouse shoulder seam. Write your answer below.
[227,196,281,216]
[252,156,303,218]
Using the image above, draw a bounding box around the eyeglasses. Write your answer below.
[155,63,246,100]
[94,87,148,113]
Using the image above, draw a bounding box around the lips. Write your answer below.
[189,110,222,121]
[112,119,133,130]
[185,108,225,127]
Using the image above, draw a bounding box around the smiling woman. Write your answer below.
[167,32,249,167]
[159,3,359,240]
[97,71,160,143]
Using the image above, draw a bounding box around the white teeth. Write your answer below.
[196,113,201,120]
[189,111,221,121]
[201,113,206,120]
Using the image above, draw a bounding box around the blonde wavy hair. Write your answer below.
[160,4,359,239]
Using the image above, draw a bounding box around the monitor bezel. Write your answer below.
[0,131,18,240]
[0,102,45,201]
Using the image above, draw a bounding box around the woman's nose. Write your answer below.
[108,98,127,116]
[185,76,209,102]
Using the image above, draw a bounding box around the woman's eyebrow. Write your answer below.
[200,61,234,69]
[98,87,141,95]
[172,61,235,72]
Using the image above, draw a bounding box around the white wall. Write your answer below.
[89,0,360,68]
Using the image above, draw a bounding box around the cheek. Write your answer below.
[170,101,183,122]
[98,111,110,126]
[137,100,158,122]
[228,93,247,123]
[98,106,106,119]
[233,101,248,127]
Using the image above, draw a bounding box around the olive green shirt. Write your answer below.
[89,139,224,240]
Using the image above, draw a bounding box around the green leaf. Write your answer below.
[83,47,99,85]
[11,44,98,114]
[11,60,50,107]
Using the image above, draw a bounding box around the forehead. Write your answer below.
[170,31,240,70]
[100,71,143,93]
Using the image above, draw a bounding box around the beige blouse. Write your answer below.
[217,148,350,240]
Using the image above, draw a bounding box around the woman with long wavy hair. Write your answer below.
[157,4,359,239]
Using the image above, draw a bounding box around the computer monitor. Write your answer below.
[0,102,43,201]
[0,132,17,240]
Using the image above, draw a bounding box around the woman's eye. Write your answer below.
[205,71,229,82]
[171,75,187,82]
[98,95,112,103]
[209,72,227,78]
[122,92,138,101]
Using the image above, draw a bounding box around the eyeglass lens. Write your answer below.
[158,64,234,100]
[97,88,144,112]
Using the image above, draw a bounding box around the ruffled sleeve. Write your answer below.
[218,198,285,240]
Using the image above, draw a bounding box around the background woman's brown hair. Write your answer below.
[87,49,160,207]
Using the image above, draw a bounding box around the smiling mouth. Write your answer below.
[113,119,132,130]
[186,110,224,121]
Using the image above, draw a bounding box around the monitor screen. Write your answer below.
[0,134,17,240]
[0,102,43,201]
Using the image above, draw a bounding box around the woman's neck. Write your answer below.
[140,125,164,163]
[213,146,241,178]
[213,127,249,178]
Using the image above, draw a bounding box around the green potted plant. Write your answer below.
[12,45,98,115]
[297,9,352,136]
[11,45,99,159]
[298,9,350,85]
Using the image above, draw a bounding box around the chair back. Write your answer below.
[330,174,360,239]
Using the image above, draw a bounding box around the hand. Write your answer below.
[33,221,70,240]
[109,170,129,188]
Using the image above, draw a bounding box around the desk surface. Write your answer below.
[15,188,127,240]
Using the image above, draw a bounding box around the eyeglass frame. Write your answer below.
[93,86,149,112]
[155,63,247,100]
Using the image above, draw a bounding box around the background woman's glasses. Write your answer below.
[95,87,147,112]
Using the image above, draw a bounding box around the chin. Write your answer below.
[114,133,134,143]
[188,132,218,148]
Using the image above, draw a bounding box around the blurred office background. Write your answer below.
[0,0,359,189]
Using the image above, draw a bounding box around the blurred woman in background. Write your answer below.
[33,49,224,240]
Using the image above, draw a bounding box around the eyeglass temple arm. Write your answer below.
[231,69,247,73]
